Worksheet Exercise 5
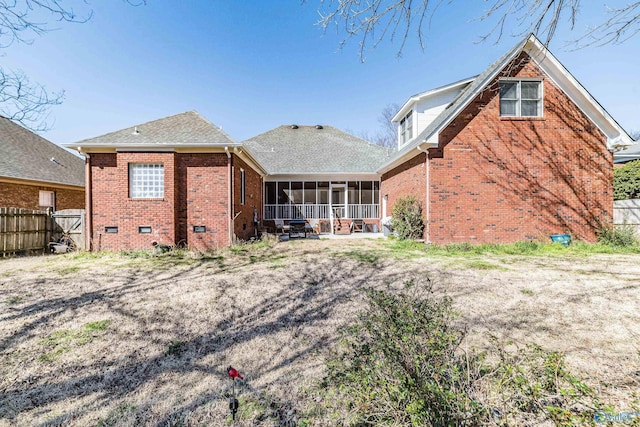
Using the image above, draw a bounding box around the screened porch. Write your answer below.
[264,181,380,220]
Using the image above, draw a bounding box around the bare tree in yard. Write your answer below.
[360,102,400,150]
[0,1,142,131]
[315,0,640,61]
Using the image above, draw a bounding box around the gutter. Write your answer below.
[225,147,233,245]
[416,144,431,244]
[78,149,92,251]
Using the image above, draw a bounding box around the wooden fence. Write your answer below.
[614,199,640,234]
[0,208,49,256]
[0,208,86,256]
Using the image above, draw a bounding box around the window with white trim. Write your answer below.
[240,169,246,205]
[400,110,413,144]
[499,80,542,117]
[39,190,55,210]
[129,163,164,199]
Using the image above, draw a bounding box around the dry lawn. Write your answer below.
[0,238,639,426]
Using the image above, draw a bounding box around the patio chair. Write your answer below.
[351,219,365,233]
[307,219,320,234]
[274,219,289,234]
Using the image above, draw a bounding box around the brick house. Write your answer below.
[379,34,633,243]
[68,112,264,251]
[69,34,632,250]
[0,116,85,211]
[244,125,387,234]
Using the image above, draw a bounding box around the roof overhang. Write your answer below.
[264,173,380,181]
[391,76,477,123]
[378,143,435,175]
[0,175,84,191]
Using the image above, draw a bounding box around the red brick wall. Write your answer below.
[0,181,84,211]
[382,52,612,243]
[176,153,230,250]
[232,155,262,241]
[380,152,427,220]
[90,152,176,251]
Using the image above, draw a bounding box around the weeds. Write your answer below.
[39,320,111,362]
[319,282,603,426]
[166,340,186,356]
[598,223,639,247]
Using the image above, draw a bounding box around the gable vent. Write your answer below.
[315,125,323,129]
[290,124,299,129]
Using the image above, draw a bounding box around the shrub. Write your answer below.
[598,223,638,247]
[391,196,425,240]
[324,280,486,426]
[614,160,640,200]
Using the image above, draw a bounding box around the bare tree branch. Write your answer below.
[0,67,63,131]
[314,1,639,61]
[0,1,145,131]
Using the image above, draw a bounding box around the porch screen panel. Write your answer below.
[290,182,303,204]
[348,182,360,205]
[361,181,373,204]
[304,182,316,204]
[318,182,329,204]
[373,181,380,203]
[277,182,290,204]
[265,182,276,204]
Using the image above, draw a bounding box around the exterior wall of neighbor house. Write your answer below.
[176,153,230,251]
[428,52,611,243]
[380,152,427,220]
[90,152,176,251]
[232,155,262,241]
[0,180,84,211]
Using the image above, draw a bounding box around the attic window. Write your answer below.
[500,80,542,117]
[400,111,413,144]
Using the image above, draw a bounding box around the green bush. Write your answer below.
[319,281,604,426]
[391,196,425,240]
[614,160,640,200]
[324,281,486,426]
[598,223,638,247]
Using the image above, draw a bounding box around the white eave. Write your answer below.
[391,76,477,123]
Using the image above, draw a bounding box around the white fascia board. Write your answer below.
[264,173,380,181]
[235,149,268,176]
[391,76,477,123]
[525,37,633,148]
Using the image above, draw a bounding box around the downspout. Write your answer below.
[416,143,430,243]
[81,150,92,251]
[225,146,233,246]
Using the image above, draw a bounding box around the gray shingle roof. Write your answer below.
[73,111,237,147]
[379,36,529,173]
[243,125,389,175]
[0,116,84,187]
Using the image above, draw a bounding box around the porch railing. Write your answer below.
[264,204,379,220]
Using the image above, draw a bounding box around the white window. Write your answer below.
[39,190,55,210]
[500,80,542,117]
[129,163,164,199]
[400,111,413,145]
[240,169,246,205]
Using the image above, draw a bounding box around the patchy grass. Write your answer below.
[0,239,639,425]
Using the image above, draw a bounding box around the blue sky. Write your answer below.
[2,1,638,146]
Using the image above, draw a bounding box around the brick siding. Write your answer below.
[0,180,84,211]
[382,52,612,243]
[232,155,263,241]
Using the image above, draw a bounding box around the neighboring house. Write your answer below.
[379,33,633,243]
[0,116,85,211]
[244,125,388,233]
[613,143,640,166]
[66,111,264,251]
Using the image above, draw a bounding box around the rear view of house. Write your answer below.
[0,117,84,211]
[379,34,633,243]
[69,111,264,251]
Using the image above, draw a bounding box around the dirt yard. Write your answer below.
[1,239,639,426]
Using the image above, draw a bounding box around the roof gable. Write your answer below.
[243,125,388,175]
[70,111,237,149]
[379,33,634,174]
[0,116,84,187]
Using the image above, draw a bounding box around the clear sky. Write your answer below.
[2,1,638,147]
